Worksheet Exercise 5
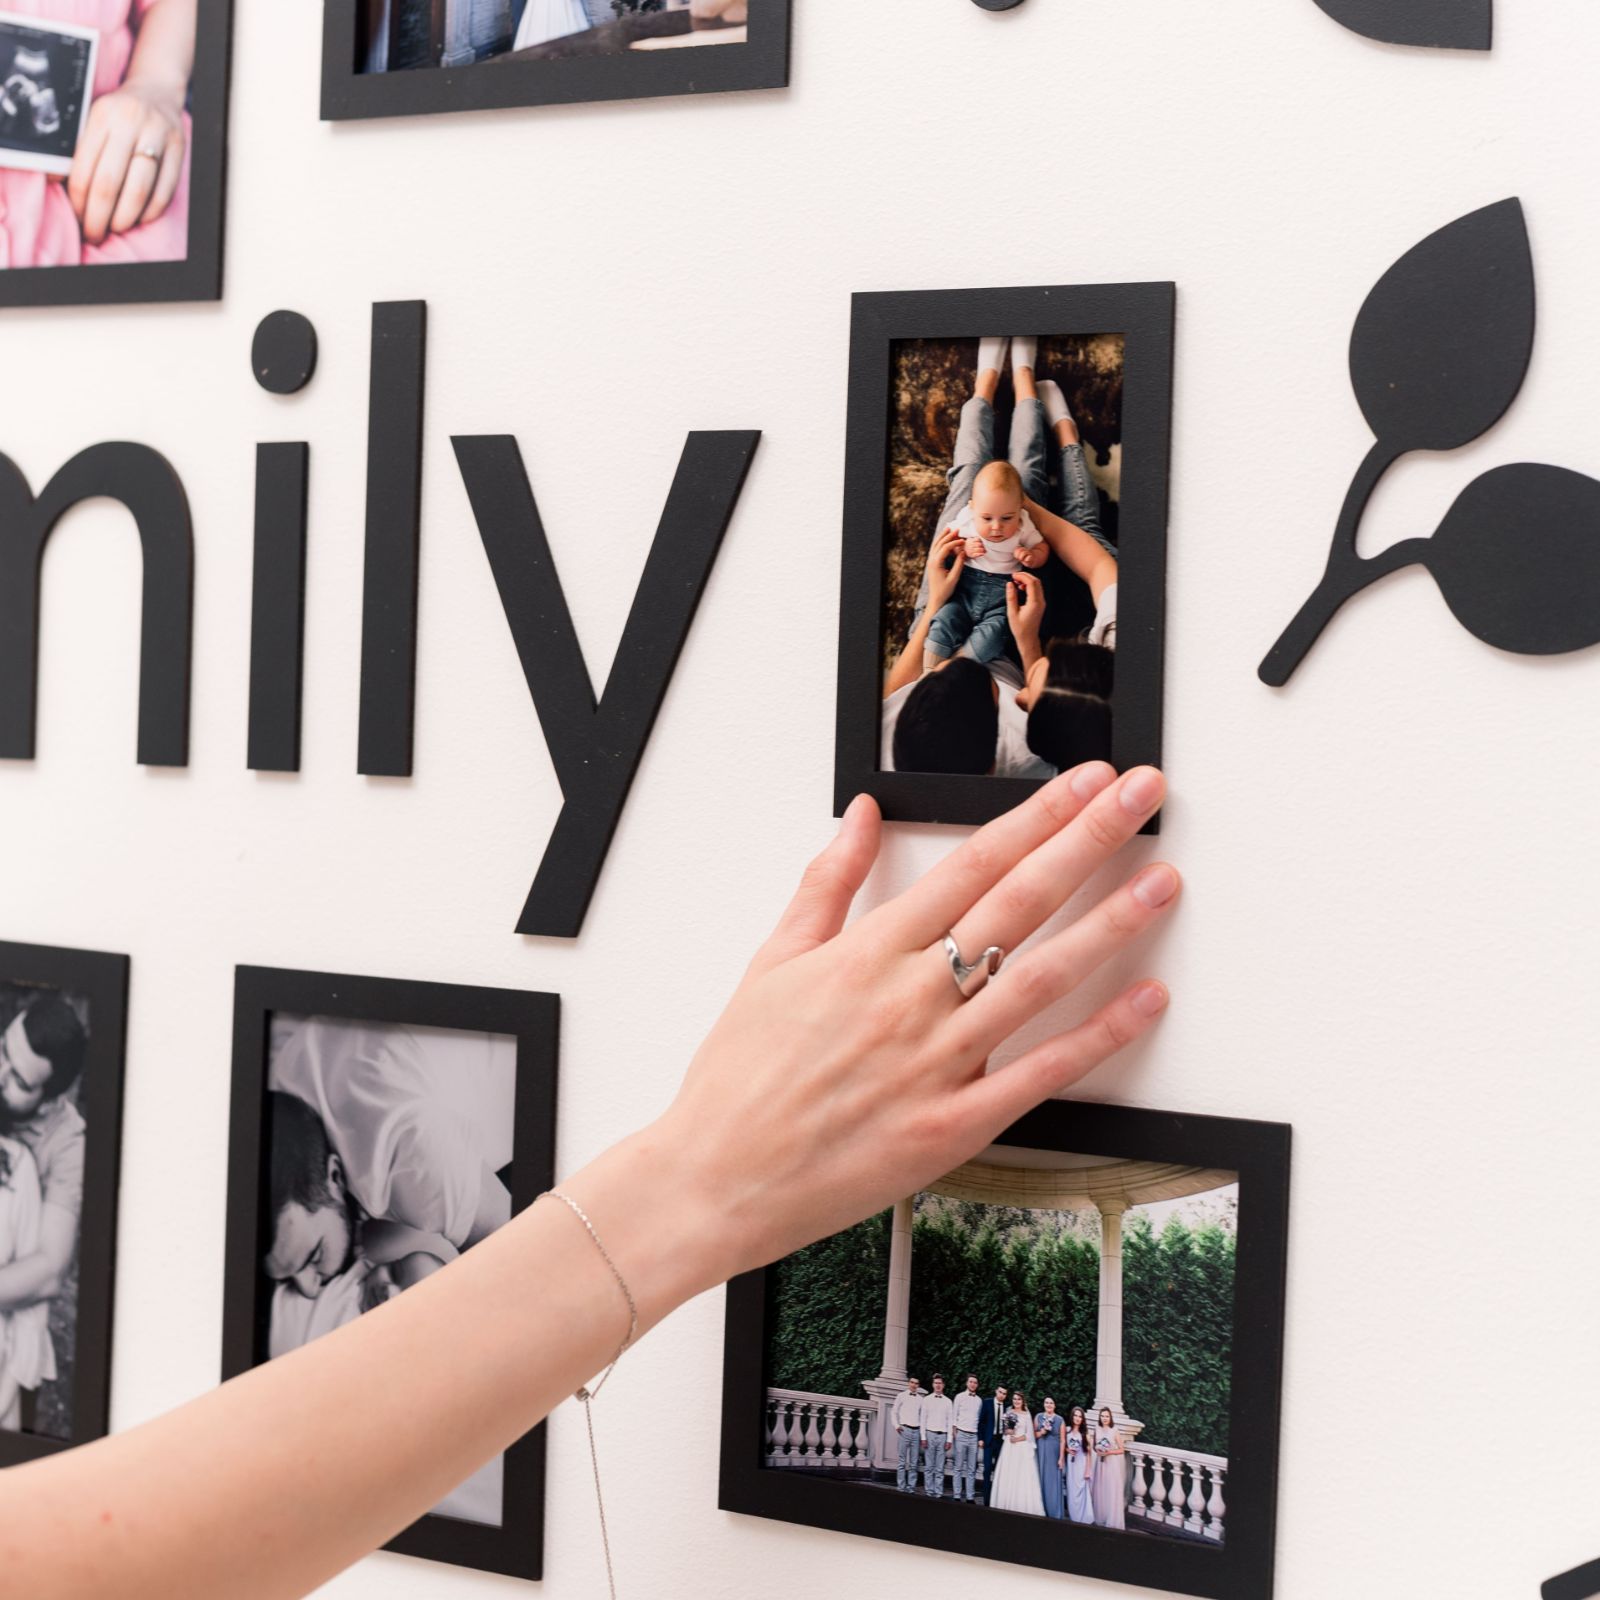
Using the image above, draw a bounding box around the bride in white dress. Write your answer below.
[989,1389,1047,1516]
[513,0,595,49]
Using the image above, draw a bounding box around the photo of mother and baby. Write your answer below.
[881,335,1119,783]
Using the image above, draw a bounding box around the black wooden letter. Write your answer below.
[358,300,427,776]
[247,443,310,771]
[454,430,759,939]
[0,443,193,765]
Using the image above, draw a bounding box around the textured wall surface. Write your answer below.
[3,2,1598,1595]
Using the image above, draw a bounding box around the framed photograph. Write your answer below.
[0,939,129,1469]
[0,0,233,310]
[220,966,559,1580]
[720,1101,1290,1600]
[835,284,1174,829]
[320,0,792,121]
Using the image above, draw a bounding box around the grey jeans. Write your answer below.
[896,1428,921,1491]
[923,1434,951,1496]
[952,1431,980,1501]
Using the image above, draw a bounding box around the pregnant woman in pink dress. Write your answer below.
[0,0,194,271]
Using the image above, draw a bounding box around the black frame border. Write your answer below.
[220,965,559,1581]
[0,939,130,1468]
[719,1100,1290,1600]
[320,0,792,121]
[0,0,233,309]
[834,283,1174,829]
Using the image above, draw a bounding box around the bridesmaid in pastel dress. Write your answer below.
[1034,1397,1065,1518]
[0,0,195,271]
[1091,1407,1128,1530]
[1063,1405,1095,1524]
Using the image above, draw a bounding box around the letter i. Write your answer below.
[247,310,316,772]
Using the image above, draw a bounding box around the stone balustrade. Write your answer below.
[1124,1443,1226,1542]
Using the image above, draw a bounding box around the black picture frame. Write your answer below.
[220,965,559,1581]
[719,1100,1290,1600]
[0,0,233,310]
[320,0,792,122]
[0,939,130,1469]
[834,283,1174,829]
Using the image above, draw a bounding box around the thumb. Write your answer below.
[747,795,882,976]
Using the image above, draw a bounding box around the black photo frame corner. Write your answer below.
[320,0,792,121]
[719,1100,1290,1600]
[833,283,1174,832]
[0,0,233,310]
[0,939,130,1469]
[220,966,559,1581]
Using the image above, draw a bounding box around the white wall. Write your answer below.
[5,1,1599,1595]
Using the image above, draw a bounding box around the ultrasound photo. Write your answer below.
[0,13,96,175]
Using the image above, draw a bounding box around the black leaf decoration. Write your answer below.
[1312,0,1491,50]
[1427,464,1600,654]
[1255,198,1600,687]
[1350,198,1533,453]
[1544,1556,1600,1600]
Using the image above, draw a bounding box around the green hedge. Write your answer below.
[767,1205,1234,1457]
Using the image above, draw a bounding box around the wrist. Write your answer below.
[122,71,187,110]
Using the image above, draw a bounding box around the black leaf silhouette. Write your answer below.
[1426,464,1600,654]
[1350,198,1533,453]
[1312,0,1491,50]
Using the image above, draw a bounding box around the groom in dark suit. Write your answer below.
[977,1381,1009,1505]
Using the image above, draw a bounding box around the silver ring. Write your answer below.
[944,933,1004,999]
[134,146,162,162]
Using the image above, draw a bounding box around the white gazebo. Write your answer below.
[763,1150,1234,1543]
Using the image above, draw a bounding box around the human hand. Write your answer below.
[1016,543,1047,570]
[67,79,187,246]
[964,535,987,560]
[926,526,967,611]
[1006,571,1046,647]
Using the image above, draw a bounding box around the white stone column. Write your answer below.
[860,1196,915,1468]
[1091,1196,1144,1440]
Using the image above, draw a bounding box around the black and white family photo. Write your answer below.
[879,332,1124,782]
[0,982,90,1440]
[360,0,755,72]
[262,1011,518,1526]
[761,1143,1237,1543]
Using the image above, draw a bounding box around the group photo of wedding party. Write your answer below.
[761,1142,1237,1546]
[877,332,1124,782]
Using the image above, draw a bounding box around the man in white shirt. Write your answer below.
[891,1376,925,1493]
[951,1373,985,1503]
[919,1373,956,1499]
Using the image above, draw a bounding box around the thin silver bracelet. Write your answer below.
[541,1187,639,1599]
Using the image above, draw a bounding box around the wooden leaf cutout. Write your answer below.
[1349,198,1533,453]
[1312,0,1490,50]
[1427,463,1600,654]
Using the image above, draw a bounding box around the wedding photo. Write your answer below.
[720,1102,1290,1599]
[0,942,127,1470]
[0,0,232,308]
[833,285,1173,830]
[324,0,791,118]
[222,967,558,1579]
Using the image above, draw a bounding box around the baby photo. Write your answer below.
[878,332,1124,783]
[0,12,96,176]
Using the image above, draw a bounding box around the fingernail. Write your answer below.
[1131,864,1179,909]
[1118,767,1164,815]
[1069,762,1115,801]
[1131,981,1168,1017]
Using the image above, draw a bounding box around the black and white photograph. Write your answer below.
[222,968,558,1579]
[321,0,791,119]
[0,11,97,175]
[834,285,1173,829]
[720,1102,1289,1600]
[0,941,128,1470]
[0,0,232,309]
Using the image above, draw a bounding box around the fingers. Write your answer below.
[109,125,166,236]
[66,112,110,220]
[947,862,1180,1058]
[941,766,1165,963]
[80,120,138,245]
[748,795,882,977]
[144,131,184,226]
[956,979,1170,1136]
[885,762,1123,950]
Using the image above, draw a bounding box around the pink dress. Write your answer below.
[0,0,191,270]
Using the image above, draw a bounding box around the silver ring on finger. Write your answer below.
[134,145,162,163]
[943,933,1004,1000]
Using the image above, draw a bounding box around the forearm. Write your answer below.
[125,0,196,97]
[0,1250,61,1312]
[884,612,935,698]
[3,1130,717,1600]
[1024,497,1118,594]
